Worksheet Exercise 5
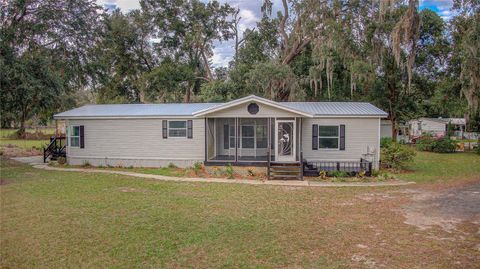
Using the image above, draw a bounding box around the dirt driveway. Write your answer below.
[399,182,480,232]
[352,180,480,268]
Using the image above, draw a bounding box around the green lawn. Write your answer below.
[396,151,480,183]
[1,156,479,268]
[0,128,53,150]
[0,128,55,138]
[0,139,49,149]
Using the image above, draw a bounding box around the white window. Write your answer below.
[318,125,339,149]
[69,126,80,148]
[168,121,187,137]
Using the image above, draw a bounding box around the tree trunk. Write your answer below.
[201,50,213,81]
[184,83,194,103]
[391,118,398,141]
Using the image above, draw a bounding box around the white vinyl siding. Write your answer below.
[66,118,204,167]
[303,118,380,169]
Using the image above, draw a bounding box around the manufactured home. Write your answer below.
[49,95,387,179]
[408,117,466,138]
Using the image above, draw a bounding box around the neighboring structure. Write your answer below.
[52,95,388,177]
[408,117,466,138]
[380,120,392,138]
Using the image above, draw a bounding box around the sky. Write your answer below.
[98,0,454,67]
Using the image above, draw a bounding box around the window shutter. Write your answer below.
[79,125,85,148]
[223,124,229,149]
[162,120,168,139]
[187,120,193,139]
[312,124,318,150]
[340,124,345,150]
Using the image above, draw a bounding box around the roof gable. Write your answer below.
[192,95,314,117]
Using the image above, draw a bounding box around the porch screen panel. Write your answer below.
[213,118,235,161]
[238,118,268,161]
[207,118,215,160]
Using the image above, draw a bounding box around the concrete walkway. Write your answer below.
[12,156,415,188]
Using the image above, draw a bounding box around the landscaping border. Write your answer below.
[13,156,415,187]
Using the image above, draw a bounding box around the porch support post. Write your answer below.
[299,117,302,162]
[204,118,207,162]
[267,118,271,162]
[235,117,238,163]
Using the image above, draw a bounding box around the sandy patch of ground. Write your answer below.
[1,145,41,157]
[398,182,480,232]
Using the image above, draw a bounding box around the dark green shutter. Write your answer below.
[79,125,85,148]
[187,120,193,139]
[162,120,168,138]
[312,124,318,150]
[339,124,345,150]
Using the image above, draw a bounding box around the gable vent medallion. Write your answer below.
[247,103,259,115]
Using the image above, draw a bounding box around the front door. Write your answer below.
[275,120,296,162]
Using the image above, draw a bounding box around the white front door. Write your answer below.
[275,120,296,162]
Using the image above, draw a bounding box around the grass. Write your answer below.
[55,164,189,177]
[0,128,55,138]
[1,157,479,268]
[0,128,53,150]
[0,139,49,149]
[395,151,480,183]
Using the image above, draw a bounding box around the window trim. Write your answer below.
[69,125,81,148]
[318,125,340,150]
[168,120,187,138]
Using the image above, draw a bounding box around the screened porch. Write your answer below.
[205,118,301,164]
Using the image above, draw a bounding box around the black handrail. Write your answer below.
[43,136,66,163]
[305,159,373,176]
[300,151,304,180]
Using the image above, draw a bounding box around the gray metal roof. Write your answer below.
[54,99,387,119]
[54,103,221,118]
[282,102,388,116]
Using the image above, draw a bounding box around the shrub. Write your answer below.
[224,164,234,179]
[193,162,203,175]
[381,142,416,170]
[168,163,177,169]
[57,156,66,165]
[378,172,396,181]
[371,169,380,177]
[380,137,393,148]
[431,138,456,153]
[357,170,366,179]
[416,137,434,151]
[329,170,349,178]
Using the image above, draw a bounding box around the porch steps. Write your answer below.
[268,162,303,180]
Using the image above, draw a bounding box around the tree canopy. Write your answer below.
[1,0,478,132]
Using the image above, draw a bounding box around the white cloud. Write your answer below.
[97,0,141,11]
[211,43,234,67]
